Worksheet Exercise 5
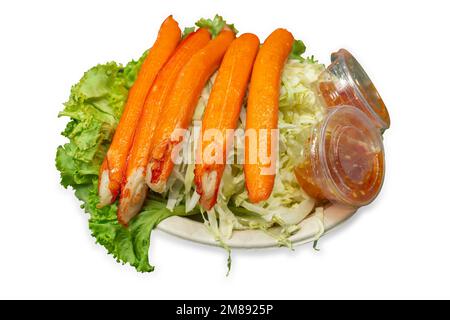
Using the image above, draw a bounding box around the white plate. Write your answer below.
[158,204,357,248]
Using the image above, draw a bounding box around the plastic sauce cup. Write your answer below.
[295,106,385,207]
[316,49,390,131]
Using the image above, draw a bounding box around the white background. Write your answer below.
[1,0,449,300]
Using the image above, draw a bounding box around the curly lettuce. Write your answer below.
[55,53,189,272]
[56,57,145,188]
[195,15,238,37]
[183,14,238,39]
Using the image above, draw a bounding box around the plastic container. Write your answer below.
[295,106,385,207]
[316,49,390,131]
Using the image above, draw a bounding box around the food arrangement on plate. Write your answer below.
[56,15,390,273]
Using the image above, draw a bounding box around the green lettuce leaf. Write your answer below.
[85,182,199,272]
[289,39,306,60]
[195,14,238,38]
[182,26,196,39]
[56,51,189,272]
[289,39,318,64]
[56,55,146,189]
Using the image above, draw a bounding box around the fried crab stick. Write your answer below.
[147,28,236,193]
[194,33,260,210]
[98,16,181,207]
[244,28,294,203]
[118,29,211,225]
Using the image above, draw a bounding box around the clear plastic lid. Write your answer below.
[312,106,385,206]
[317,49,391,131]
